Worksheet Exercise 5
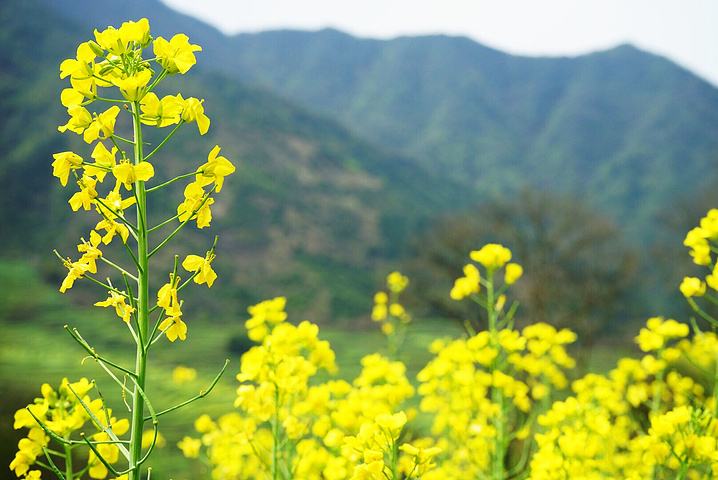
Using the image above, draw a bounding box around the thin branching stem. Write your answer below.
[146,68,167,93]
[42,447,67,480]
[123,273,139,314]
[81,433,121,476]
[96,96,130,104]
[64,325,137,378]
[148,188,214,257]
[148,213,180,233]
[26,407,129,447]
[122,241,142,271]
[94,196,139,235]
[147,308,166,349]
[66,384,130,460]
[84,274,125,294]
[148,186,216,258]
[144,120,185,162]
[145,359,229,420]
[108,134,127,159]
[146,170,198,194]
[150,323,171,346]
[688,298,718,328]
[100,256,138,281]
[112,133,136,145]
[178,270,200,292]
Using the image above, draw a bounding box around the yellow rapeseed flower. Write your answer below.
[51,151,83,186]
[177,182,214,228]
[196,145,235,192]
[114,69,152,101]
[69,175,98,211]
[680,276,706,298]
[94,290,135,323]
[504,262,523,285]
[182,251,217,287]
[140,93,184,127]
[179,95,211,135]
[159,315,187,342]
[118,18,151,46]
[112,160,155,190]
[470,243,512,270]
[85,142,117,181]
[387,271,409,293]
[450,263,480,300]
[153,34,202,74]
[177,437,202,458]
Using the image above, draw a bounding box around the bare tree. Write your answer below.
[407,189,638,351]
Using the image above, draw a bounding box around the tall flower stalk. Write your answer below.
[10,18,234,480]
[126,97,149,480]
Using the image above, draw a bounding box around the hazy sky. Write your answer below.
[163,0,718,85]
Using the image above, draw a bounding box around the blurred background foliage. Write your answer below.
[1,0,717,477]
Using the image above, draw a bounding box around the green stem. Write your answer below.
[112,133,136,145]
[272,385,280,480]
[390,439,399,479]
[96,96,130,104]
[99,256,138,281]
[146,170,196,194]
[81,434,121,477]
[147,213,180,233]
[146,69,167,93]
[486,271,506,480]
[144,359,229,420]
[687,298,718,328]
[651,360,665,416]
[64,326,137,378]
[64,444,73,480]
[42,447,67,480]
[94,195,139,237]
[675,460,689,480]
[128,100,150,480]
[144,120,184,162]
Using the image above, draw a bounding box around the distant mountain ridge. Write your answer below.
[42,0,718,238]
[221,29,718,234]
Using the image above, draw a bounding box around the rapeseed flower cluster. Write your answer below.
[529,320,715,480]
[371,271,411,354]
[182,299,425,479]
[179,238,718,479]
[529,239,718,480]
[13,18,235,480]
[419,246,574,479]
[11,379,129,480]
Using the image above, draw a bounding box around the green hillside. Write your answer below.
[3,0,716,323]
[221,32,718,235]
[1,0,467,322]
[42,0,718,237]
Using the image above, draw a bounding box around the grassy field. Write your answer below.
[0,259,634,479]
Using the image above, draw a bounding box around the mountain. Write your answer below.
[6,0,718,322]
[222,31,718,236]
[43,0,718,237]
[1,0,467,321]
